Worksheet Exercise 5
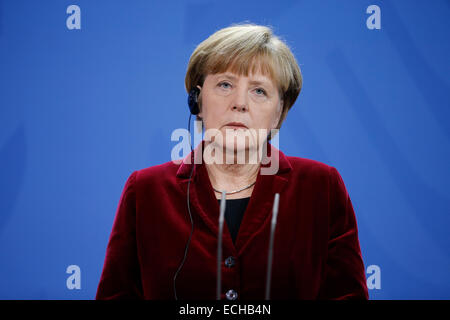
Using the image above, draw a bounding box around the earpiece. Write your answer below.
[187,87,200,115]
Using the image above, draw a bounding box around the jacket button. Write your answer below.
[224,256,236,268]
[226,289,238,300]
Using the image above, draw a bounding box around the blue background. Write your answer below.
[0,0,449,299]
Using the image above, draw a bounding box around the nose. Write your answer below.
[232,104,247,112]
[231,86,248,112]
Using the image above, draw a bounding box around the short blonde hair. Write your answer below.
[185,23,303,131]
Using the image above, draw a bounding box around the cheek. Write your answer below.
[200,99,221,128]
[249,115,269,130]
[203,96,225,118]
[254,107,279,128]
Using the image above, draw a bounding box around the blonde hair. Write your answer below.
[185,23,303,131]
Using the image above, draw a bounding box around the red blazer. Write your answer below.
[96,141,369,300]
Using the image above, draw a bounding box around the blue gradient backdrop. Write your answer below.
[0,0,449,299]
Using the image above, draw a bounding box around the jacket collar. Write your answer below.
[175,139,292,255]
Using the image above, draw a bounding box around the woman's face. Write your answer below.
[198,69,283,158]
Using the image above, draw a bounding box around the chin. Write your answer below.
[225,139,260,157]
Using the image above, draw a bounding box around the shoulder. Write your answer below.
[131,159,181,189]
[283,154,347,194]
[285,155,349,203]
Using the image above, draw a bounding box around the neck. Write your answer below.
[203,146,261,199]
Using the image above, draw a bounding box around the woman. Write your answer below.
[96,23,369,300]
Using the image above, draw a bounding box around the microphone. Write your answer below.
[265,193,280,300]
[216,191,227,300]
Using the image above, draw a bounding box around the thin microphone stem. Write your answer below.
[216,191,227,300]
[265,193,280,300]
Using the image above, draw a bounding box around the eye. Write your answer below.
[255,88,267,96]
[218,81,232,89]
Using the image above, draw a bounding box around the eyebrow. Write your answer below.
[217,73,273,88]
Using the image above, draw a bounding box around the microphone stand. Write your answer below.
[265,193,280,300]
[216,191,227,300]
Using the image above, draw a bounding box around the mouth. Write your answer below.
[224,122,248,129]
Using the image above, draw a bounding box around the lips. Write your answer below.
[224,122,248,129]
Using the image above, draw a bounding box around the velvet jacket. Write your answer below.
[95,141,369,300]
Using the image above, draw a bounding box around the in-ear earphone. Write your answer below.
[187,87,200,115]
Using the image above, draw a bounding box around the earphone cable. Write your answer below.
[173,113,196,300]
